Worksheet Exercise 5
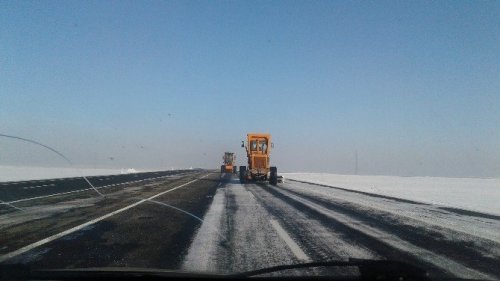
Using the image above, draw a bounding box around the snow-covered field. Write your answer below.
[282,173,500,216]
[0,165,145,182]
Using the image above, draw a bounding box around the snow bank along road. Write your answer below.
[1,172,499,279]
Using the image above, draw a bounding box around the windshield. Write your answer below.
[259,141,267,153]
[1,1,499,280]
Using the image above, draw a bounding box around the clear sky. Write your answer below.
[1,1,499,177]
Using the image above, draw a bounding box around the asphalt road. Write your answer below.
[1,172,499,280]
[0,170,195,204]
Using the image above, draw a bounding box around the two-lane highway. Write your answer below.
[1,172,500,279]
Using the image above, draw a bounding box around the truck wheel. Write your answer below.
[269,166,278,185]
[239,166,246,183]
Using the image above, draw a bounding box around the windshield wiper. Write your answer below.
[234,258,430,280]
[1,259,431,280]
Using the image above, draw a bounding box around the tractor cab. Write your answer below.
[249,139,269,154]
[240,133,278,185]
[221,152,236,174]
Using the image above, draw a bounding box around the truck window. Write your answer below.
[259,141,268,153]
[251,141,257,151]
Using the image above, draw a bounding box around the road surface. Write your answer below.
[1,171,499,279]
[0,170,194,203]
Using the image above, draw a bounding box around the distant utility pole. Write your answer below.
[354,149,358,175]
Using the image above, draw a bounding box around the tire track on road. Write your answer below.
[278,184,500,279]
[253,183,495,280]
[248,183,378,264]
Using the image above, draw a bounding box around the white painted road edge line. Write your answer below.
[269,219,311,262]
[4,188,95,204]
[1,172,194,205]
[0,173,211,263]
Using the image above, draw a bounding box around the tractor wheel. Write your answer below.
[239,166,247,183]
[269,166,278,185]
[221,165,225,173]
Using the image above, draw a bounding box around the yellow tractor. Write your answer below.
[221,152,236,174]
[239,133,278,185]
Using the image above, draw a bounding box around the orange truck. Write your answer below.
[239,133,278,185]
[221,152,236,173]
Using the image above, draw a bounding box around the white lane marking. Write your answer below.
[1,173,195,204]
[22,184,53,189]
[0,173,211,263]
[0,199,23,211]
[22,184,54,189]
[6,188,95,204]
[247,191,256,200]
[269,219,311,262]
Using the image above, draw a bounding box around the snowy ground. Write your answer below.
[0,165,146,182]
[282,173,500,216]
[183,174,499,279]
[183,177,299,274]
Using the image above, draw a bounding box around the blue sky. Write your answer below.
[1,1,499,177]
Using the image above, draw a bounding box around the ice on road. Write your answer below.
[182,175,500,279]
[182,178,297,273]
